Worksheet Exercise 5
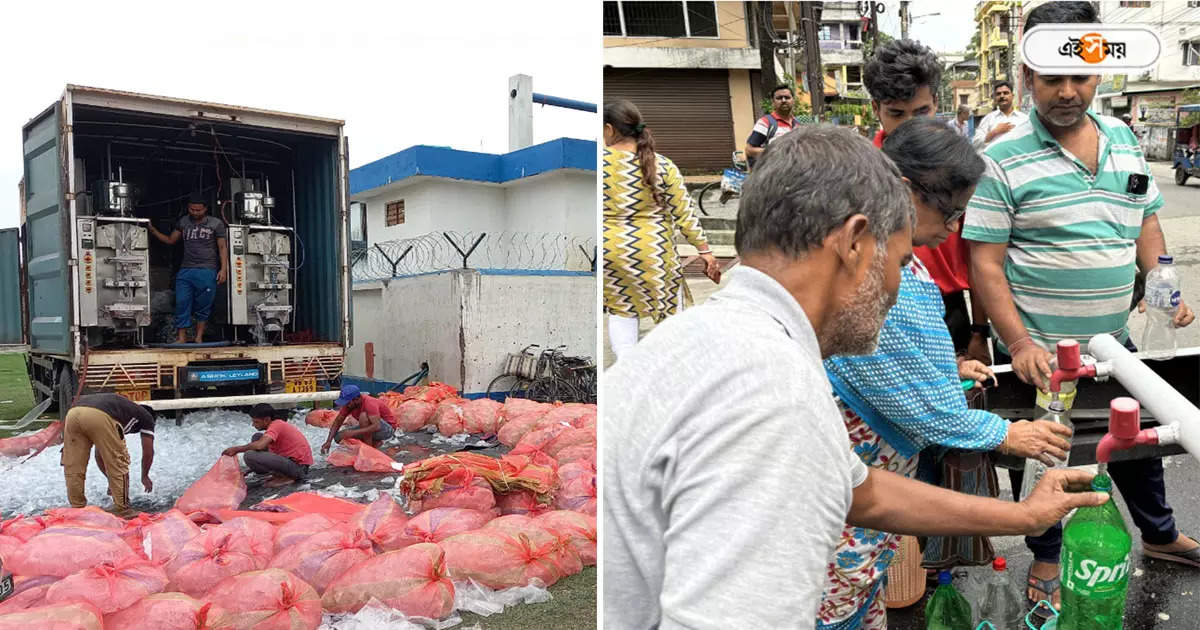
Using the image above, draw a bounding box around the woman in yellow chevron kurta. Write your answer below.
[603,100,720,357]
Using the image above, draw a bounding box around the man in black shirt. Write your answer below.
[149,192,229,343]
[62,393,156,517]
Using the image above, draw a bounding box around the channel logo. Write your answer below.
[1022,24,1160,73]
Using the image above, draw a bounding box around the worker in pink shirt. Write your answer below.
[223,403,313,487]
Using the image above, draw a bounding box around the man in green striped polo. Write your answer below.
[963,0,1199,611]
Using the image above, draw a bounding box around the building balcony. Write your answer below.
[988,27,1010,48]
[819,39,863,51]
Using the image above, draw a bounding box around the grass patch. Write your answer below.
[456,567,596,630]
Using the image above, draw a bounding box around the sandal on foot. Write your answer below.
[1144,542,1200,568]
[1026,570,1060,618]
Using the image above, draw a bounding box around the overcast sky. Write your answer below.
[906,0,980,53]
[0,0,599,228]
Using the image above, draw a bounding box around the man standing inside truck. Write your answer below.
[148,192,229,343]
[62,393,155,518]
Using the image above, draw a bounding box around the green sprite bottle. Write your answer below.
[1058,473,1132,629]
[925,570,973,629]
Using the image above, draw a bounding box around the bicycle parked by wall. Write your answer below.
[487,344,596,404]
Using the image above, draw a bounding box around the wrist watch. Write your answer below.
[970,323,991,336]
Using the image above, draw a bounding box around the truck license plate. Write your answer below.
[286,378,317,394]
[117,389,151,402]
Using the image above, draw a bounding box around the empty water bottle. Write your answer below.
[1019,400,1071,501]
[1141,255,1180,360]
[977,557,1025,630]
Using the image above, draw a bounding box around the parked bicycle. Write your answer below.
[694,151,748,216]
[487,344,596,404]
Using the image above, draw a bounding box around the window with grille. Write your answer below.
[1119,0,1151,7]
[603,1,719,38]
[846,65,862,83]
[960,94,969,106]
[385,200,405,226]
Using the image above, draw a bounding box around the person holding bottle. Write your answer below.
[965,0,1200,611]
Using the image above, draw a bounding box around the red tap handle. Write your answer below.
[1109,397,1141,440]
[1056,340,1082,371]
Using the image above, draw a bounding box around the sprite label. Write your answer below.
[1062,550,1131,595]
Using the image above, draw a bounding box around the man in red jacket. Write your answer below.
[864,38,992,364]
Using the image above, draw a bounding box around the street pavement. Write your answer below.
[603,160,1200,627]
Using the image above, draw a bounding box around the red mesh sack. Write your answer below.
[398,508,494,547]
[0,601,103,630]
[45,557,168,614]
[325,440,359,468]
[40,506,124,531]
[439,529,563,589]
[268,525,373,595]
[204,569,321,630]
[396,400,436,432]
[215,517,276,553]
[104,593,229,630]
[0,421,63,458]
[407,468,497,514]
[554,444,595,465]
[536,510,596,566]
[0,575,58,614]
[6,525,137,577]
[483,515,582,578]
[0,516,45,543]
[165,525,272,597]
[496,489,552,516]
[274,513,336,555]
[354,441,401,473]
[496,402,553,447]
[511,424,595,460]
[304,409,348,428]
[175,456,247,514]
[0,535,20,566]
[350,496,410,552]
[120,509,202,564]
[499,452,558,498]
[433,398,468,436]
[555,474,597,515]
[399,382,458,404]
[461,398,503,434]
[320,543,454,619]
[539,403,595,427]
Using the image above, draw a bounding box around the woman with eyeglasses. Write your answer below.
[814,117,1073,630]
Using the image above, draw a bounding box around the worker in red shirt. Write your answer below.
[223,404,313,487]
[320,384,396,454]
[865,38,992,364]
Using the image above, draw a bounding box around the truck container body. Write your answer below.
[17,85,351,411]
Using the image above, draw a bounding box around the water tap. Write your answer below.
[1096,397,1162,471]
[1049,340,1098,393]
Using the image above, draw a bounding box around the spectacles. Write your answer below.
[909,180,965,229]
[943,208,966,229]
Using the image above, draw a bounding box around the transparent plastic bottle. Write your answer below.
[1019,400,1072,501]
[977,557,1025,630]
[1141,255,1180,360]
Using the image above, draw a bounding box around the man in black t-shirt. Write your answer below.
[149,192,229,343]
[62,394,156,517]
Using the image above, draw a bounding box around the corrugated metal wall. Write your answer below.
[603,68,735,172]
[293,137,345,343]
[23,105,70,355]
[0,228,22,345]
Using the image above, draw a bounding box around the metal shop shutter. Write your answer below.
[604,68,735,172]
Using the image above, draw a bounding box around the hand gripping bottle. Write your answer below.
[925,570,973,630]
[977,557,1024,630]
[1058,473,1132,629]
[1018,400,1072,501]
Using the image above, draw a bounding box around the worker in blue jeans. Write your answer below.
[149,192,229,343]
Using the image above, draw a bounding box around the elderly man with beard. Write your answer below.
[602,125,1109,630]
[965,0,1200,610]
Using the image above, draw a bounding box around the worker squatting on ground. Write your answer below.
[222,403,314,487]
[61,393,155,518]
[320,384,395,454]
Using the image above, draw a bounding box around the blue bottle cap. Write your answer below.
[1158,255,1174,265]
[938,570,952,585]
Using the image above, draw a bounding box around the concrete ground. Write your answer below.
[603,161,1200,627]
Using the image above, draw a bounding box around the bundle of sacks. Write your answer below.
[0,400,596,629]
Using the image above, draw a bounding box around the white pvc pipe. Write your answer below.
[1088,333,1200,463]
[145,391,339,411]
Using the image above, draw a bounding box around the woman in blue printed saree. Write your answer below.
[815,117,1073,630]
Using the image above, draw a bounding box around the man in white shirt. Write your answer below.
[972,80,1029,150]
[602,125,1109,630]
[948,105,971,137]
